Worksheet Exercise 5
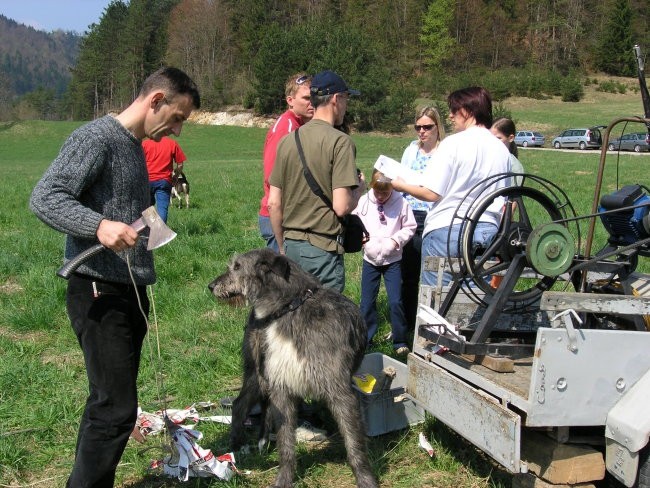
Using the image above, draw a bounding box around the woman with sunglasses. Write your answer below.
[392,87,511,287]
[398,106,446,328]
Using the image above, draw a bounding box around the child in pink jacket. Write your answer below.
[353,169,416,354]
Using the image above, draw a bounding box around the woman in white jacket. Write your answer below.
[399,106,445,329]
[353,170,416,354]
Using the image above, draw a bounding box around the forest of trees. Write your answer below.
[3,0,649,130]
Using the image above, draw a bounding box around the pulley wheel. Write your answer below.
[454,174,580,309]
[527,223,575,277]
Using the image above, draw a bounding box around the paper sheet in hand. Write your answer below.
[374,155,421,185]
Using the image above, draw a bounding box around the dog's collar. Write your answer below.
[266,288,317,322]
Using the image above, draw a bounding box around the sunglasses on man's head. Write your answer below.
[414,124,435,131]
[296,75,310,85]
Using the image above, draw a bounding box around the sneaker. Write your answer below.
[395,346,410,355]
[295,421,328,442]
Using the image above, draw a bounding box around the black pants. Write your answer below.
[401,210,427,329]
[65,274,149,488]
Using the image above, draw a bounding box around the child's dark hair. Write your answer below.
[492,117,518,157]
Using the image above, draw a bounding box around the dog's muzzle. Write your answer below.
[208,278,246,306]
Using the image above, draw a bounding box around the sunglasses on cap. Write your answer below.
[414,124,435,131]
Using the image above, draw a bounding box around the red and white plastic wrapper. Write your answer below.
[163,422,237,481]
[133,404,232,442]
[160,405,232,426]
[132,407,166,442]
[418,432,435,458]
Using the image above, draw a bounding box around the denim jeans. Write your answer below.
[284,239,344,292]
[149,180,172,223]
[258,215,279,252]
[421,222,498,286]
[361,260,408,349]
[65,274,149,488]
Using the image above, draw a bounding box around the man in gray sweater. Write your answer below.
[30,67,200,488]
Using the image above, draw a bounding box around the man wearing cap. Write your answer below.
[268,70,365,292]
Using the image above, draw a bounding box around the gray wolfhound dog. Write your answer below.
[208,248,378,488]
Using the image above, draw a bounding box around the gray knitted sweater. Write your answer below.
[30,115,155,285]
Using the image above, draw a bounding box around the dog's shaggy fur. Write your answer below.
[208,249,378,488]
[171,167,190,208]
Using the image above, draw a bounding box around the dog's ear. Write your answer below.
[268,254,291,281]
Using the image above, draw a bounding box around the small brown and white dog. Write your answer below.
[171,167,190,209]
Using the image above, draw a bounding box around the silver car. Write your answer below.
[607,132,650,152]
[552,127,602,150]
[514,131,545,147]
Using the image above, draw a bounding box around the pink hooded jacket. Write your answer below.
[353,190,416,266]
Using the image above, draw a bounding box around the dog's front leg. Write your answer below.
[257,396,273,453]
[230,370,263,451]
[268,391,298,488]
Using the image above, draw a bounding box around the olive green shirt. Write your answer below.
[270,119,358,253]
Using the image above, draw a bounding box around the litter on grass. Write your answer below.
[418,432,435,458]
[132,402,237,481]
[163,421,236,481]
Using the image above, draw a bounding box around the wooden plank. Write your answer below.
[462,354,515,373]
[521,431,605,484]
[512,472,597,488]
[541,291,650,315]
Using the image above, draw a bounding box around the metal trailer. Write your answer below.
[407,273,650,487]
[405,44,650,486]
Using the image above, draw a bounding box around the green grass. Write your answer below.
[1,85,649,487]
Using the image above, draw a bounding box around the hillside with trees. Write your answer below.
[3,0,649,130]
[0,15,80,119]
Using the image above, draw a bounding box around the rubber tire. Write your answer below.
[635,145,641,153]
[554,141,561,149]
[579,141,586,150]
[523,141,529,147]
[608,143,615,151]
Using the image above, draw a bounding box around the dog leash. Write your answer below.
[264,288,317,322]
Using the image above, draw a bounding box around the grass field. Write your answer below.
[1,85,649,488]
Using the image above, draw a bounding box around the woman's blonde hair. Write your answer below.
[416,106,445,148]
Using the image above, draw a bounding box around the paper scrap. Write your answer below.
[163,424,236,481]
[419,432,435,457]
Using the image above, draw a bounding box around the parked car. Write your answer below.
[607,132,650,152]
[552,127,602,150]
[514,131,545,147]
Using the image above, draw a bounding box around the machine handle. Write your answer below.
[56,244,105,280]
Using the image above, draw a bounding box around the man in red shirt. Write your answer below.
[143,136,187,223]
[259,72,314,251]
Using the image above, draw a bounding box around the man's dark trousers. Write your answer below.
[65,274,149,488]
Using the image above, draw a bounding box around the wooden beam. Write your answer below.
[521,431,605,484]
